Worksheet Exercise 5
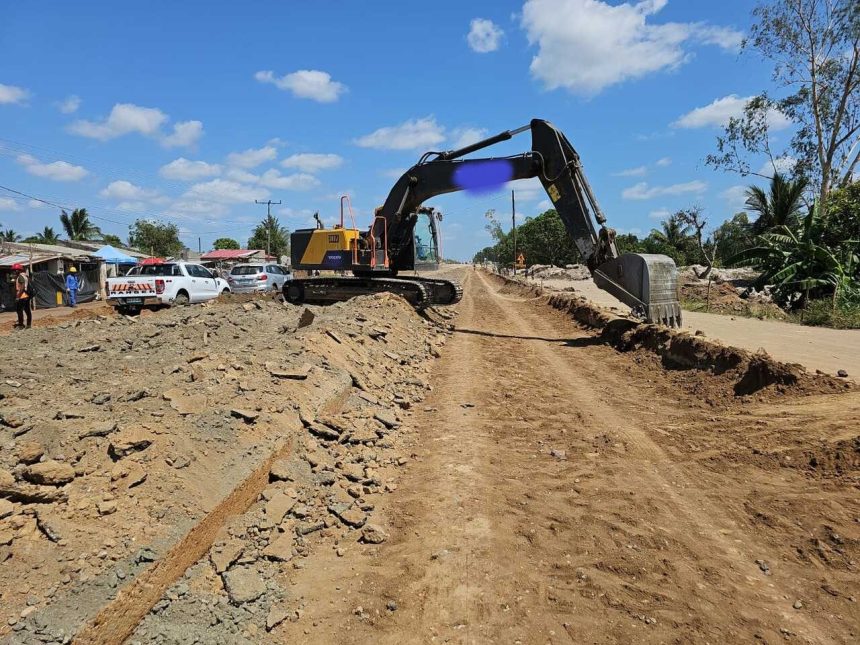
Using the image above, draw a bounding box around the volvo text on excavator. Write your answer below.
[286,119,682,326]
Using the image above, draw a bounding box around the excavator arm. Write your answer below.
[374,119,682,326]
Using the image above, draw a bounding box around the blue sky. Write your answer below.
[1,0,786,260]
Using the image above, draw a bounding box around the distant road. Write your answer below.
[539,277,858,377]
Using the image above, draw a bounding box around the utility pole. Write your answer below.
[255,199,282,256]
[511,190,517,276]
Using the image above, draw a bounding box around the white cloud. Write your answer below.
[509,176,544,201]
[450,127,489,149]
[57,95,81,114]
[68,102,204,147]
[115,201,151,213]
[520,0,743,96]
[695,25,744,51]
[622,180,707,200]
[226,146,277,168]
[673,94,791,130]
[649,207,671,219]
[254,69,346,103]
[162,120,204,148]
[0,83,30,105]
[259,170,320,190]
[537,199,552,211]
[720,185,747,209]
[758,156,797,177]
[0,197,21,212]
[69,103,168,140]
[183,179,269,204]
[100,180,159,201]
[354,116,446,150]
[224,168,261,183]
[169,199,229,218]
[16,153,88,182]
[656,157,672,167]
[467,18,504,53]
[614,165,648,177]
[281,153,343,172]
[381,168,407,179]
[28,199,46,209]
[159,158,222,181]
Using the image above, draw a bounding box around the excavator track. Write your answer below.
[284,277,431,309]
[408,277,463,305]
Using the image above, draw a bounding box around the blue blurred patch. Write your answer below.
[453,159,513,195]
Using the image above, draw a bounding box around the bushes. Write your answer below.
[793,297,860,329]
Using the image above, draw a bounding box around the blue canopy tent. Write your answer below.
[94,245,137,264]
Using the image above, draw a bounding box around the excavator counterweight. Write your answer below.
[286,119,682,327]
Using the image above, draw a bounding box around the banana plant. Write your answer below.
[729,203,856,309]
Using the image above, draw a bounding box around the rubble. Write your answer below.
[0,291,449,642]
[23,460,76,486]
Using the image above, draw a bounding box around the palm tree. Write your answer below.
[1,229,21,242]
[60,208,101,240]
[35,226,60,244]
[650,214,692,248]
[745,173,808,235]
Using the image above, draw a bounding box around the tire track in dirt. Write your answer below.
[272,268,857,644]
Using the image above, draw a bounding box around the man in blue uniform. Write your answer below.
[65,266,79,307]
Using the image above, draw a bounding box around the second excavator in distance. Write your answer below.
[286,118,682,327]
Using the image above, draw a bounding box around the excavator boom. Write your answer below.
[374,119,681,326]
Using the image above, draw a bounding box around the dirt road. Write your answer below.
[275,269,859,644]
[540,277,858,377]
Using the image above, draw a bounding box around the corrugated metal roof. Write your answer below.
[200,249,266,260]
[3,241,93,258]
[0,253,62,267]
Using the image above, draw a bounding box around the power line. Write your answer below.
[255,199,282,255]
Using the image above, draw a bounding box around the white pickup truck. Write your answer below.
[106,261,230,314]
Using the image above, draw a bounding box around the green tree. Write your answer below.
[100,233,124,247]
[707,0,860,210]
[514,209,582,266]
[615,233,646,255]
[1,229,21,242]
[822,181,860,265]
[213,237,240,250]
[248,215,289,258]
[23,226,60,244]
[745,173,809,234]
[60,208,101,240]
[650,214,692,249]
[714,213,754,265]
[128,219,184,257]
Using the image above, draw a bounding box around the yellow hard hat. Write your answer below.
[69,267,77,272]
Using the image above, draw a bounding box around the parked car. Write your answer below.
[106,262,230,314]
[226,263,291,293]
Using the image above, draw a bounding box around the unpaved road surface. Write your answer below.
[273,269,859,644]
[2,268,857,644]
[540,277,859,377]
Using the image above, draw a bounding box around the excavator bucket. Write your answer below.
[593,253,682,327]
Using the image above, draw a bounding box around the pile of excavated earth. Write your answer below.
[0,293,451,644]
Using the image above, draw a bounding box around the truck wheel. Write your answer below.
[285,281,304,304]
[220,288,230,296]
[174,290,190,306]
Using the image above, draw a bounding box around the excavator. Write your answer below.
[286,119,682,326]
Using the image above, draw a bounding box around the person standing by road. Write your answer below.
[65,266,79,307]
[12,263,32,329]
